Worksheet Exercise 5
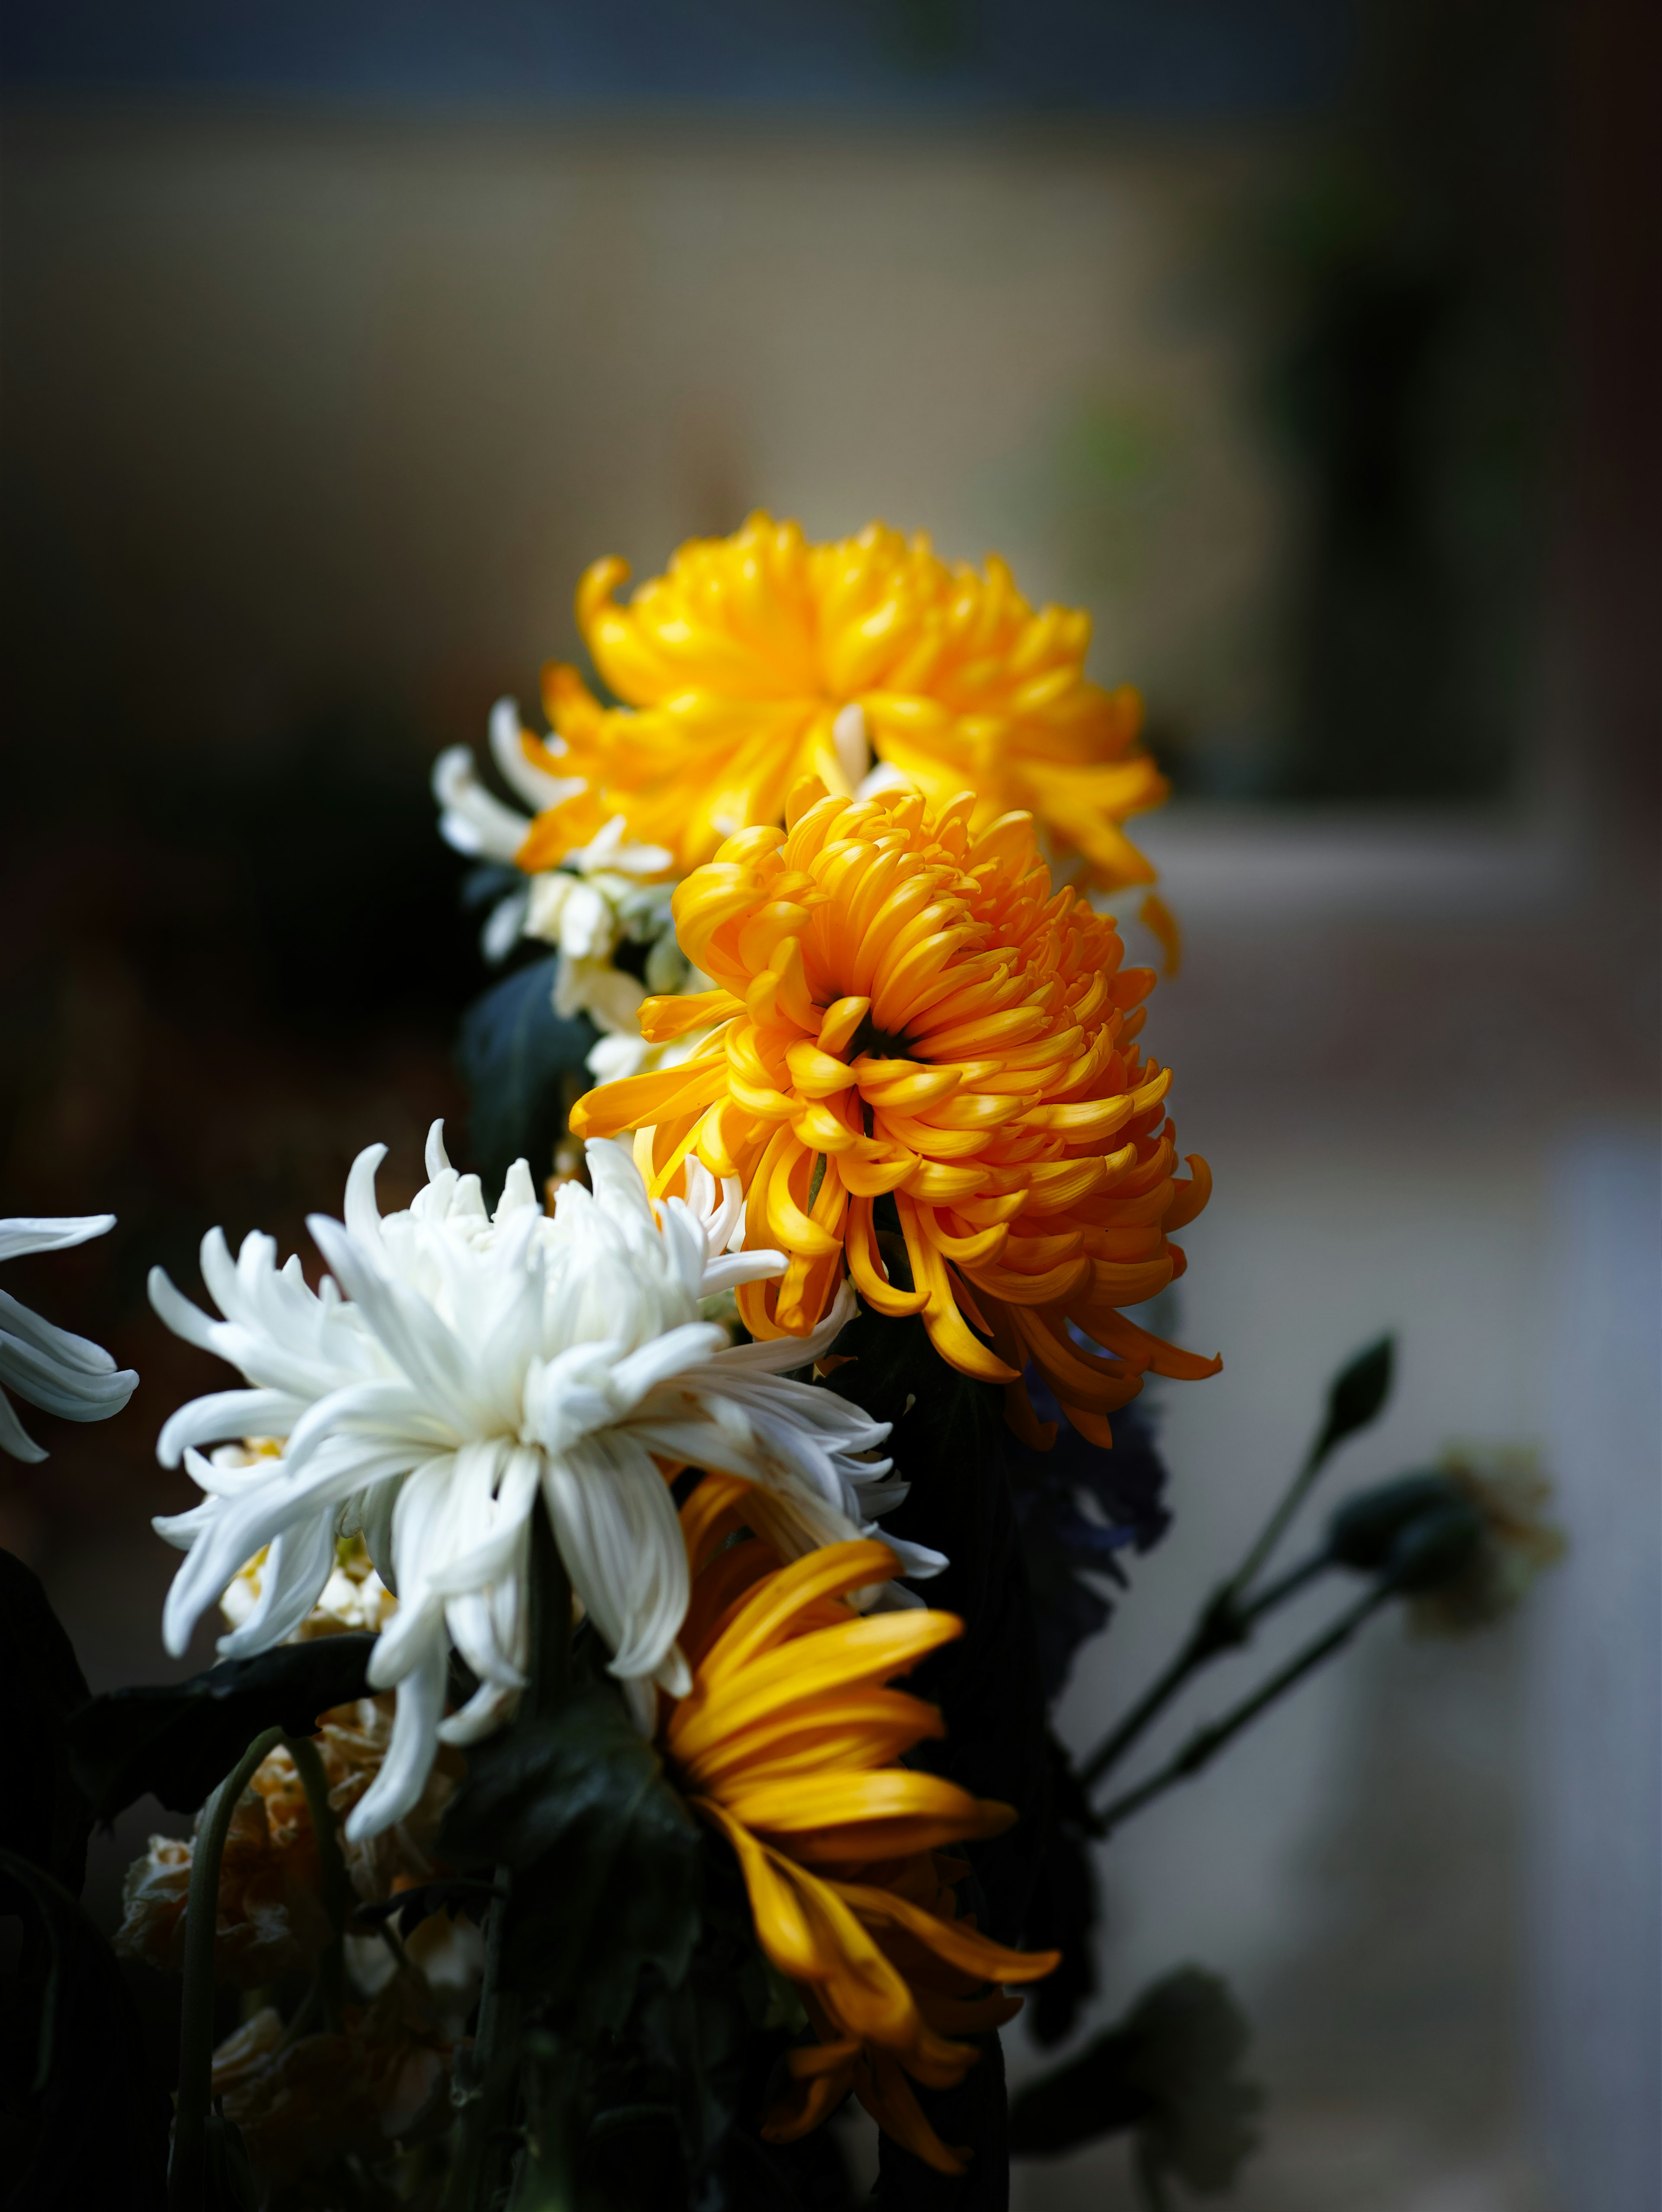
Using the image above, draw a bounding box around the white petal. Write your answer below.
[489,696,582,811]
[215,1514,338,1657]
[0,1286,117,1374]
[831,701,871,792]
[0,1384,47,1463]
[346,1638,448,1841]
[425,1122,453,1180]
[432,744,534,864]
[156,1390,306,1468]
[543,1434,688,1684]
[0,1214,116,1264]
[0,1329,137,1422]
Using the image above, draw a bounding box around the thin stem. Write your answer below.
[1238,1546,1330,1624]
[1077,1604,1232,1792]
[1224,1434,1341,1606]
[171,1724,285,2212]
[1134,2138,1175,2212]
[1077,1548,1332,1794]
[447,1505,568,2211]
[1093,1582,1392,1835]
[284,1733,351,2023]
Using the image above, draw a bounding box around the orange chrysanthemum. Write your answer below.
[509,513,1171,919]
[570,780,1217,1446]
[665,1473,1056,2173]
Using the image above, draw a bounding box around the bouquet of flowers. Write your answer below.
[1,517,1560,2211]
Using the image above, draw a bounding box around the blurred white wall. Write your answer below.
[1,110,1291,777]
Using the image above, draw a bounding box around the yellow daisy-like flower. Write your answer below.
[665,1473,1056,2174]
[570,780,1217,1446]
[512,512,1171,918]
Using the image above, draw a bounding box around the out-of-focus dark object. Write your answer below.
[1263,0,1551,802]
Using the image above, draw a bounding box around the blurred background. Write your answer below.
[0,3,1655,2207]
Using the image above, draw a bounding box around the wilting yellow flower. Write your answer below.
[510,513,1168,907]
[115,1785,333,1986]
[571,781,1216,1444]
[115,1695,461,1984]
[664,1474,1056,2173]
[210,1979,452,2187]
[1410,1446,1566,1635]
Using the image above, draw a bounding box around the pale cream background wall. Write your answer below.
[2,112,1291,777]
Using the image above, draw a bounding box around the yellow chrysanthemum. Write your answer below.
[665,1473,1056,2174]
[570,780,1217,1446]
[511,513,1171,918]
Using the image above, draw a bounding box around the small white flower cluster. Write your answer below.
[150,1128,941,1840]
[433,699,707,1087]
[0,1215,138,1462]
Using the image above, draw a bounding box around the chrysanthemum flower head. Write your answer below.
[664,1474,1057,2174]
[511,513,1169,901]
[148,1127,931,1840]
[571,780,1218,1445]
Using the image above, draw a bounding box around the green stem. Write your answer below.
[1077,1548,1333,1794]
[1134,2137,1176,2212]
[447,1504,568,2211]
[284,1732,351,2024]
[170,1723,285,2212]
[1077,1600,1238,1793]
[1238,1546,1330,1623]
[1093,1582,1392,1834]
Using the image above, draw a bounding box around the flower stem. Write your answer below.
[1076,1535,1335,1795]
[1134,2136,1175,2212]
[449,1501,569,2209]
[170,1723,284,2212]
[1092,1582,1392,1834]
[284,1732,351,2025]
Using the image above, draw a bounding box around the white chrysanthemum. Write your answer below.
[434,701,715,1087]
[0,1215,139,1462]
[148,1129,937,1840]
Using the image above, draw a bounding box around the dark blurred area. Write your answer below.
[0,1,1655,2205]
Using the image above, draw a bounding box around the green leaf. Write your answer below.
[65,1633,376,1820]
[457,953,597,1200]
[439,1685,701,2037]
[0,1849,170,2208]
[0,1551,92,1904]
[1308,1333,1395,1469]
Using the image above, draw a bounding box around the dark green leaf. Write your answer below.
[0,1551,91,1905]
[1011,1966,1262,2187]
[439,1685,701,2036]
[1121,1968,1263,2191]
[456,953,597,1199]
[0,1850,169,2209]
[1309,1333,1395,1469]
[65,1633,376,1820]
